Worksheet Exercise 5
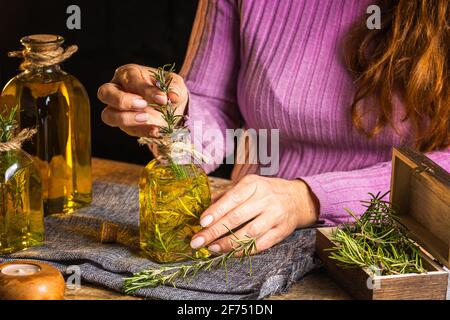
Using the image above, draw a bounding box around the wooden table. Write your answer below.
[64,158,350,300]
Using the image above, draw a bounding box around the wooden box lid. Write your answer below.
[390,147,450,268]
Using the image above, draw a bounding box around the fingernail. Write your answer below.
[190,236,205,249]
[169,88,180,97]
[200,215,213,228]
[153,94,167,105]
[208,244,221,253]
[135,113,149,122]
[132,99,148,108]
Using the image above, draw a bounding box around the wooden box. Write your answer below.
[316,147,450,300]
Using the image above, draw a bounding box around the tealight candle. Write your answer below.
[0,260,65,300]
[1,263,41,276]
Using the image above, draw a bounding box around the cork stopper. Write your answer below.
[8,34,77,69]
[20,34,64,52]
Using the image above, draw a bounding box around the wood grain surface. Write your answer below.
[63,158,350,300]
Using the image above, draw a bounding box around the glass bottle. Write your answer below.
[139,131,211,263]
[0,110,44,254]
[1,34,92,215]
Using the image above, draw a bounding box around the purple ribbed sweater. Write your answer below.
[182,0,450,225]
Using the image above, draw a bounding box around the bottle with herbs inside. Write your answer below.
[139,64,211,263]
[0,106,44,254]
[1,34,92,215]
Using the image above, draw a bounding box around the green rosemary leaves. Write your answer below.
[124,228,257,294]
[139,63,191,179]
[329,192,425,276]
[0,105,19,143]
[149,63,186,135]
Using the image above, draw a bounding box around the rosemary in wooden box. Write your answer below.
[138,64,211,263]
[316,147,450,300]
[0,106,44,254]
[328,192,425,275]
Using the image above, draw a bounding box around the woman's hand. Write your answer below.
[97,64,188,137]
[190,175,319,255]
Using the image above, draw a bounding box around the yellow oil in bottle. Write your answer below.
[0,150,44,254]
[1,35,92,215]
[139,159,211,263]
[2,74,92,215]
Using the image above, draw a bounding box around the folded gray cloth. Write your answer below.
[0,182,320,300]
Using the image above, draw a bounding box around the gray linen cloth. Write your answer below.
[0,181,320,300]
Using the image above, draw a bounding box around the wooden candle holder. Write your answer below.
[0,260,65,300]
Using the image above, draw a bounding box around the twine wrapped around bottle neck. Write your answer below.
[8,45,78,69]
[0,128,36,152]
[138,135,209,164]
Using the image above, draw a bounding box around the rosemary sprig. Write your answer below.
[1,106,26,247]
[145,63,190,179]
[0,105,19,143]
[152,63,176,94]
[328,192,425,276]
[149,63,186,135]
[123,227,257,294]
[0,105,25,212]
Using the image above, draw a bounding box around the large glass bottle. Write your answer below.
[0,109,44,254]
[1,35,92,215]
[139,132,211,263]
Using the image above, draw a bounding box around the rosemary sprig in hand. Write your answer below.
[123,228,257,294]
[329,192,425,276]
[149,63,186,135]
[139,63,191,179]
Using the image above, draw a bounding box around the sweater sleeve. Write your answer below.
[180,0,241,173]
[301,149,450,226]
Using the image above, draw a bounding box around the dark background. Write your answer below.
[0,0,229,171]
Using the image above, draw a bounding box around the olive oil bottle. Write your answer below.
[139,133,211,263]
[1,35,92,215]
[138,64,211,263]
[0,107,44,254]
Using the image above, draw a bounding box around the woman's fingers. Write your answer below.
[248,228,285,254]
[101,107,143,127]
[199,179,258,228]
[98,82,168,110]
[165,72,187,105]
[109,64,187,107]
[119,125,160,138]
[101,106,166,127]
[98,63,189,137]
[98,66,165,111]
[191,201,262,249]
[111,64,154,97]
[211,190,226,203]
[226,227,285,257]
[97,83,149,110]
[207,212,277,254]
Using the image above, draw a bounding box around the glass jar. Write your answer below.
[0,148,44,254]
[139,132,211,263]
[1,34,92,215]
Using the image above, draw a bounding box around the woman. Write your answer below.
[98,0,449,255]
